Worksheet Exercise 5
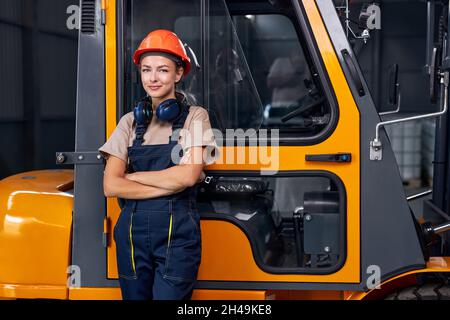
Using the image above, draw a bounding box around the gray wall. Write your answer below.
[0,0,78,179]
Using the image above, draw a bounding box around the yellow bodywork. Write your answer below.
[0,170,73,299]
[67,257,450,300]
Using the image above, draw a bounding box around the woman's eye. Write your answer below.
[160,69,168,73]
[142,69,150,73]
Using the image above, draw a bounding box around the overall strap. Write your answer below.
[169,105,191,162]
[132,122,148,147]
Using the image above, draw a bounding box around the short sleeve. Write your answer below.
[98,113,132,162]
[179,107,220,166]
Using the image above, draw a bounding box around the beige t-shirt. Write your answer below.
[99,106,220,167]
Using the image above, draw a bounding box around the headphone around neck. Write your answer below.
[133,96,185,126]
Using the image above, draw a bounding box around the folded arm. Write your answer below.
[125,146,205,191]
[103,155,185,199]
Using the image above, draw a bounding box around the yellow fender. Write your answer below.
[0,170,73,299]
[345,257,450,300]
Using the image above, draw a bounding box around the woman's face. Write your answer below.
[140,54,183,103]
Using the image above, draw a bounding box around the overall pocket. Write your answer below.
[163,210,201,283]
[114,208,137,280]
[187,209,201,239]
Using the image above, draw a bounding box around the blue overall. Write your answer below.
[113,105,202,300]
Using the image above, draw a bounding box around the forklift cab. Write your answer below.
[67,0,437,296]
[2,0,450,300]
[104,0,348,281]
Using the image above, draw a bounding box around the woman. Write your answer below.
[99,29,219,300]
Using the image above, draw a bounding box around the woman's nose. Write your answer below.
[149,70,158,82]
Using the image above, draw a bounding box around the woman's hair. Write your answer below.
[139,51,185,71]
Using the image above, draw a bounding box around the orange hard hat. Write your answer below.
[133,29,191,75]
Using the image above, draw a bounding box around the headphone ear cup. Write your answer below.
[133,99,153,126]
[156,99,181,122]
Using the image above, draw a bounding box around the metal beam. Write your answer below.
[21,0,41,171]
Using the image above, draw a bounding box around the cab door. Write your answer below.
[105,0,361,289]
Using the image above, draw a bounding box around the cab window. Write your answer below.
[122,0,337,142]
[197,173,346,273]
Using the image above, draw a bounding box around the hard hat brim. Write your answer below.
[133,48,191,75]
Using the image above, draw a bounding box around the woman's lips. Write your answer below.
[148,86,161,91]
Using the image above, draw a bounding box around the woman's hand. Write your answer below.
[198,171,206,183]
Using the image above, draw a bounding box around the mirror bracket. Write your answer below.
[370,72,449,161]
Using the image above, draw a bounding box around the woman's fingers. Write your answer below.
[197,171,206,182]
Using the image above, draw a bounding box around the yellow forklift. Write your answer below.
[1,0,450,300]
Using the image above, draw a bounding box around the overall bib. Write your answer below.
[113,105,202,300]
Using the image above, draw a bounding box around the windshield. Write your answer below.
[205,0,264,131]
[123,0,332,137]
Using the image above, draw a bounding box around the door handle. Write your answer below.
[305,153,352,163]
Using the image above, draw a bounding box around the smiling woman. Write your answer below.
[139,54,185,106]
[99,29,219,300]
